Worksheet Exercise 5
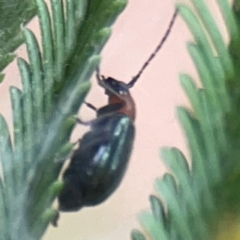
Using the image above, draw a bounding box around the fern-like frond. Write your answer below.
[0,0,37,76]
[0,0,127,239]
[132,1,240,239]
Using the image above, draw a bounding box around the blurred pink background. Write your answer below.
[0,0,228,239]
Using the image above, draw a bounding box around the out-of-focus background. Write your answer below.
[0,0,228,239]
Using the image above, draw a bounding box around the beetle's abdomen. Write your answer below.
[59,114,135,212]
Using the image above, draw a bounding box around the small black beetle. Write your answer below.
[59,114,134,210]
[58,10,178,212]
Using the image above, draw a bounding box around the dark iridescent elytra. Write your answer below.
[59,114,135,211]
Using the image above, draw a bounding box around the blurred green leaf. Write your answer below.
[0,0,37,71]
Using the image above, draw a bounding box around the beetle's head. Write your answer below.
[98,76,133,97]
[100,77,131,97]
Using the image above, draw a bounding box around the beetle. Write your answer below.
[58,10,178,212]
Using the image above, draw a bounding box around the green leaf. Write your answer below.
[131,230,147,240]
[135,1,240,239]
[0,0,37,71]
[0,0,128,239]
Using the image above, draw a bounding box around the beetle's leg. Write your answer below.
[96,66,101,81]
[53,138,81,165]
[51,211,60,227]
[76,118,93,126]
[96,67,104,81]
[84,101,97,111]
[71,138,81,146]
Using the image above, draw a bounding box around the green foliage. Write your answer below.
[0,0,37,72]
[0,0,127,239]
[132,1,240,239]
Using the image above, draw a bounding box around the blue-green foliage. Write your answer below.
[133,1,240,240]
[0,0,127,239]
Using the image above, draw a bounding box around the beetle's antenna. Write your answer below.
[127,9,178,88]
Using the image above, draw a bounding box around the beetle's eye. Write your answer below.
[119,90,127,95]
